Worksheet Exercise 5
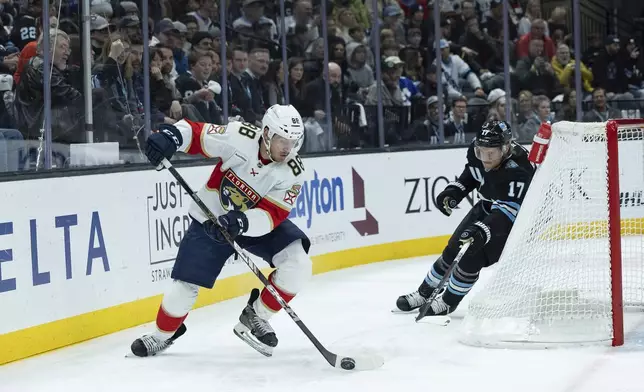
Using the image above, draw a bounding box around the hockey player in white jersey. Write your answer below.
[130,104,312,358]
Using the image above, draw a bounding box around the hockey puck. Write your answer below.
[340,357,356,370]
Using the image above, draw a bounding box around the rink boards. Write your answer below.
[1,141,642,365]
[0,148,475,365]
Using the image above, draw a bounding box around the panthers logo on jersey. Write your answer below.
[219,170,260,212]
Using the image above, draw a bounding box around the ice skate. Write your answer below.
[130,323,187,357]
[234,288,278,357]
[394,290,428,313]
[393,280,439,313]
[418,295,454,317]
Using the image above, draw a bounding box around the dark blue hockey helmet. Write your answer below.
[475,120,513,148]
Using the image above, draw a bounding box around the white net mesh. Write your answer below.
[460,121,644,348]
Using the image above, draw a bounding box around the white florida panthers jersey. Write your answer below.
[173,119,304,237]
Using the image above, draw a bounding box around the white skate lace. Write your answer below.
[251,315,275,337]
[405,291,428,308]
[430,297,449,314]
[140,335,169,355]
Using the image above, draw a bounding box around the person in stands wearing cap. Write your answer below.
[405,95,443,145]
[151,19,179,48]
[365,56,404,107]
[170,21,189,53]
[486,88,509,124]
[592,35,632,100]
[190,32,215,56]
[89,14,115,60]
[434,38,486,100]
[233,0,278,44]
[419,64,448,103]
[118,14,142,44]
[382,5,406,45]
[152,20,187,77]
[404,4,429,46]
[116,1,139,20]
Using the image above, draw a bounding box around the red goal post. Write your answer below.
[460,119,644,348]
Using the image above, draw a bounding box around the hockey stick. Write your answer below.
[415,240,472,322]
[160,158,384,371]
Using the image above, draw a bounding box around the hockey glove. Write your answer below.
[204,210,249,243]
[459,222,490,255]
[436,186,463,217]
[145,124,183,167]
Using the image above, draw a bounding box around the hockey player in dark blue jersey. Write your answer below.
[396,120,536,317]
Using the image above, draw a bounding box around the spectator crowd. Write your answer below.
[0,0,643,170]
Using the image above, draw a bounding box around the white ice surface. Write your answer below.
[2,256,644,392]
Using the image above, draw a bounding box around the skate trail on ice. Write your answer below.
[1,256,644,392]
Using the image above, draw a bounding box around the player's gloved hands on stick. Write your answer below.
[145,124,183,167]
[436,186,462,216]
[459,223,489,254]
[204,210,249,243]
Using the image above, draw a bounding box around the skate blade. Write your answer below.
[416,315,451,326]
[124,352,158,359]
[390,308,420,314]
[233,324,274,357]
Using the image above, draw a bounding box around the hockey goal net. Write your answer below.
[460,120,644,348]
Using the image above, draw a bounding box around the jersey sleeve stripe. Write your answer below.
[491,204,517,222]
[493,200,521,216]
[256,198,291,229]
[264,195,293,212]
[491,200,522,223]
[185,120,212,157]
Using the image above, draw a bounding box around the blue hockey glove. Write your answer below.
[204,210,249,243]
[436,186,463,217]
[145,124,183,167]
[459,222,490,254]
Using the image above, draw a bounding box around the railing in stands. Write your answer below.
[542,0,639,50]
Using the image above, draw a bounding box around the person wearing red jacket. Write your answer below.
[516,19,555,59]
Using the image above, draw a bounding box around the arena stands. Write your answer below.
[0,0,642,171]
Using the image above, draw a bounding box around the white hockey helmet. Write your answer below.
[261,104,304,158]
